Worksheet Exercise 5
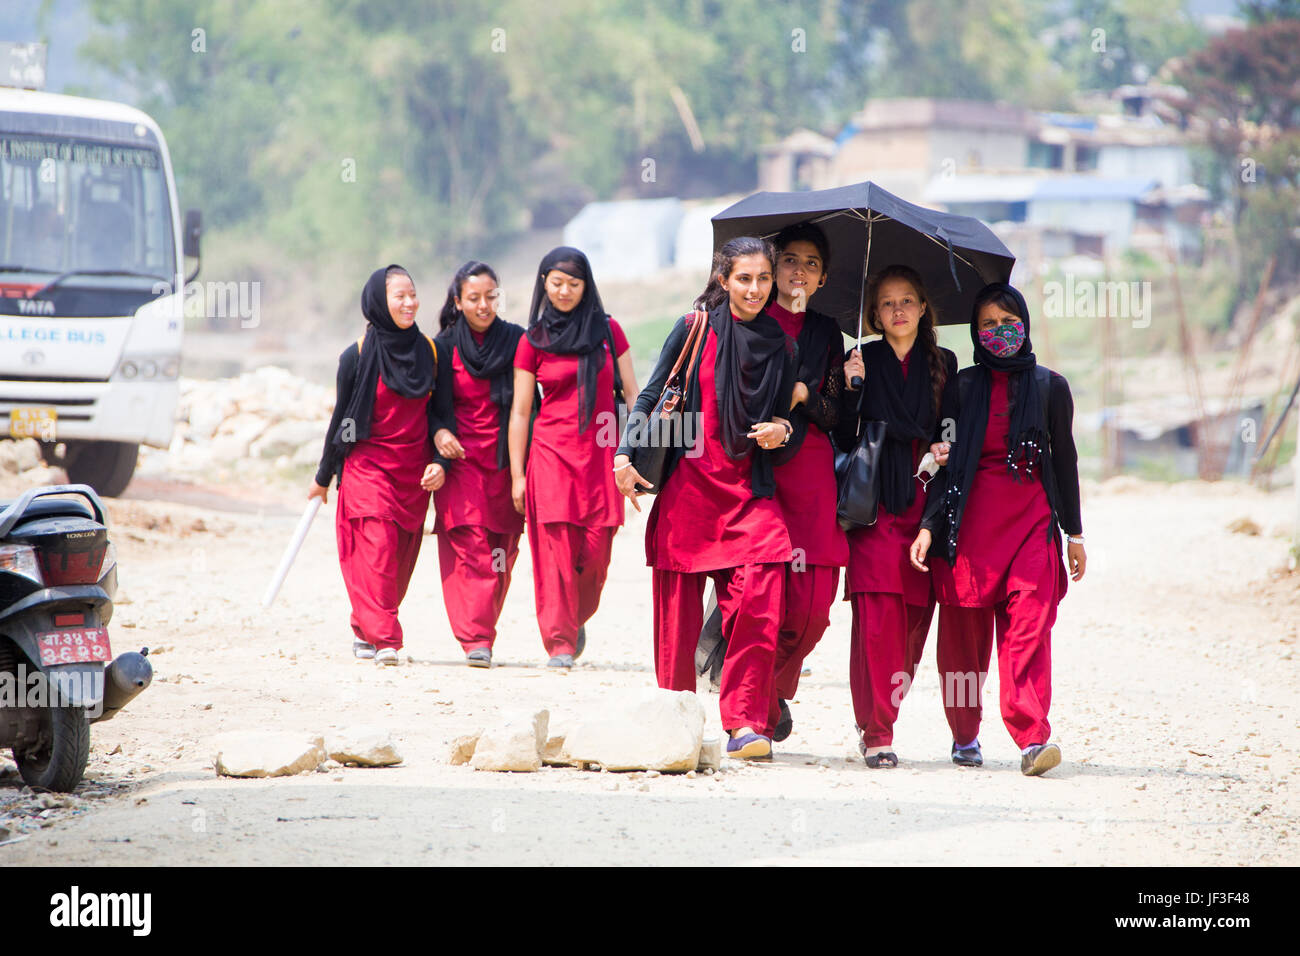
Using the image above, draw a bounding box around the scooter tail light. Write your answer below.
[0,544,43,585]
[36,544,106,586]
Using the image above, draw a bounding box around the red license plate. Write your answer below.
[36,627,111,666]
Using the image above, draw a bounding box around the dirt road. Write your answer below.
[1,475,1296,866]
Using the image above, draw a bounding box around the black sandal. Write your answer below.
[864,751,898,769]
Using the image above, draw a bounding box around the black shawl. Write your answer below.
[436,316,524,470]
[525,246,609,432]
[859,338,937,515]
[327,264,434,464]
[779,307,841,457]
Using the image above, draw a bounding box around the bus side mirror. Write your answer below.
[183,209,201,282]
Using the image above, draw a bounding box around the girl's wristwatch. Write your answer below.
[1066,534,1085,545]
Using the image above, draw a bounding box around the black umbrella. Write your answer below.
[711,181,1016,336]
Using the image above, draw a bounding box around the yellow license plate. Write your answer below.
[9,406,57,440]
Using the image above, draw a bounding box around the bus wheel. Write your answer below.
[63,441,139,498]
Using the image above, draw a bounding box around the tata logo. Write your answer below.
[21,350,44,366]
[17,299,55,316]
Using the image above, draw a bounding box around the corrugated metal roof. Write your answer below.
[924,174,1158,204]
[1032,177,1157,200]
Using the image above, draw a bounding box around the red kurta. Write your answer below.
[646,325,793,572]
[767,301,848,569]
[339,377,431,531]
[513,319,629,528]
[335,376,432,649]
[932,371,1068,607]
[433,331,523,535]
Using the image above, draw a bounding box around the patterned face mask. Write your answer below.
[978,319,1025,358]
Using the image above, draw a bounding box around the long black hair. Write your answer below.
[864,263,947,417]
[694,236,777,313]
[438,260,499,331]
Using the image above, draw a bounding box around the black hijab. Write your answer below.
[329,264,434,461]
[439,315,524,470]
[939,281,1048,555]
[859,337,936,514]
[525,246,609,432]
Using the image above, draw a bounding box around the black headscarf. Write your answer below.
[438,315,524,470]
[710,303,788,458]
[939,281,1048,556]
[525,246,609,432]
[329,264,434,462]
[859,338,936,515]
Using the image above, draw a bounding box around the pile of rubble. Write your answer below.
[138,366,334,482]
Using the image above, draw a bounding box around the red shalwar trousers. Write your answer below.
[336,515,422,651]
[937,587,1057,750]
[528,520,615,656]
[767,564,839,731]
[437,526,521,653]
[653,563,784,736]
[849,592,934,748]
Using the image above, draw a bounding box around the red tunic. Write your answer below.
[844,349,933,606]
[339,376,431,533]
[933,371,1068,608]
[433,330,523,536]
[767,302,848,568]
[646,320,793,573]
[514,319,629,527]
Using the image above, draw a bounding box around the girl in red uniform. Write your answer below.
[764,223,848,742]
[614,236,795,761]
[431,261,533,668]
[910,281,1086,776]
[311,264,451,666]
[508,247,638,669]
[838,265,957,767]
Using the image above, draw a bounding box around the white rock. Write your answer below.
[561,689,705,772]
[697,737,722,771]
[326,726,402,767]
[250,419,325,460]
[449,734,479,766]
[470,709,549,773]
[213,732,326,778]
[187,398,235,442]
[210,418,267,460]
[12,439,41,472]
[0,442,19,474]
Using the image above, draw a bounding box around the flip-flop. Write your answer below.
[864,751,898,769]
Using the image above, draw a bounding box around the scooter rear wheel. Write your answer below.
[13,704,90,793]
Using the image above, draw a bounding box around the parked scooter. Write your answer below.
[0,485,151,792]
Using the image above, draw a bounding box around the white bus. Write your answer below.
[0,75,199,496]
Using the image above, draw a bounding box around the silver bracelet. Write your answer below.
[1066,534,1085,545]
[613,462,632,473]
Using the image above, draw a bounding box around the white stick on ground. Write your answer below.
[261,498,322,608]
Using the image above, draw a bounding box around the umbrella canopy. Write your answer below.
[711,181,1016,335]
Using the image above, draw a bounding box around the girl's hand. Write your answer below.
[909,528,932,572]
[1067,541,1087,582]
[843,349,864,388]
[929,442,951,466]
[748,421,786,450]
[613,454,653,512]
[420,462,446,491]
[511,474,527,515]
[434,428,465,459]
[790,381,810,409]
[308,481,329,505]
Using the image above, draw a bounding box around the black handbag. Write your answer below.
[835,418,887,530]
[627,311,708,493]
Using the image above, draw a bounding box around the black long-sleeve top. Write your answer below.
[831,345,960,455]
[919,366,1083,545]
[313,341,455,488]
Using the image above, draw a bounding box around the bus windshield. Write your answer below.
[0,135,175,282]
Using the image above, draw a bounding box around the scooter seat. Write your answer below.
[0,497,97,524]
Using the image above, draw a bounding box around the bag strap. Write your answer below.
[665,310,707,388]
[356,332,438,377]
[606,319,624,402]
[1035,365,1051,441]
